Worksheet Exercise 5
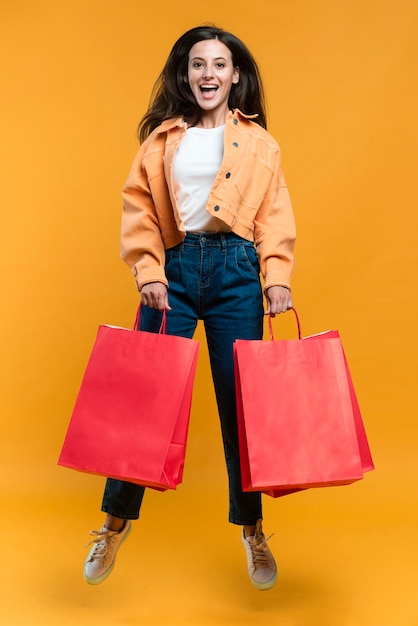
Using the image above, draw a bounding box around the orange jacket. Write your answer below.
[121,109,296,291]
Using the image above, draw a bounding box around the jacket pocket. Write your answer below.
[234,150,274,209]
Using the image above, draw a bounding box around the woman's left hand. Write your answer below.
[265,286,293,316]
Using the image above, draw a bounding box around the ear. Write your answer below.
[232,66,240,84]
[184,75,189,84]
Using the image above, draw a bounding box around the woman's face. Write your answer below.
[187,39,239,124]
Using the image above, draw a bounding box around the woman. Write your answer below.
[84,25,296,591]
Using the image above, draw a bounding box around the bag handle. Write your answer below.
[268,307,302,341]
[133,305,167,334]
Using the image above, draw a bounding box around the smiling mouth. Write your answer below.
[200,85,218,93]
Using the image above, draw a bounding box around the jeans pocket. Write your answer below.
[165,249,173,265]
[239,243,260,277]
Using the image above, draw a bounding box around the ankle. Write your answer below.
[104,515,125,532]
[243,525,256,538]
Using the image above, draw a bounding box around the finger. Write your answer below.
[155,290,171,312]
[155,293,166,311]
[164,294,172,311]
[275,297,292,314]
[142,292,160,309]
[265,303,278,317]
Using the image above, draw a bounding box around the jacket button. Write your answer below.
[232,142,239,147]
[225,172,231,178]
[233,118,238,125]
[214,205,220,211]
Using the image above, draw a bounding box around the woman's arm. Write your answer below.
[253,148,296,293]
[121,142,168,292]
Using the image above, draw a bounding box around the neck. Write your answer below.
[194,109,230,129]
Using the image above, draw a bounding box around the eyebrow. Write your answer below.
[190,56,228,62]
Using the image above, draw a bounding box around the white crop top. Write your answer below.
[172,125,230,233]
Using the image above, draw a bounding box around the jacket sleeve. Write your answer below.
[120,144,168,291]
[253,149,296,291]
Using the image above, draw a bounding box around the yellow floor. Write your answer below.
[2,422,417,626]
[2,316,418,626]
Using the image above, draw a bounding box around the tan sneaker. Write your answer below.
[242,519,277,591]
[84,520,132,585]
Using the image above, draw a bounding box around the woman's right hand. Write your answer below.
[140,282,171,311]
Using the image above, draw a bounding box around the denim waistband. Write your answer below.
[178,232,252,248]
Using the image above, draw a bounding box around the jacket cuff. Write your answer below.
[133,266,168,291]
[263,270,292,292]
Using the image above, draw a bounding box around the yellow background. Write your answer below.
[1,1,417,624]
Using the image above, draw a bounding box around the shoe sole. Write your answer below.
[251,571,278,591]
[84,521,132,585]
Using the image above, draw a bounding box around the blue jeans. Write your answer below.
[102,233,264,525]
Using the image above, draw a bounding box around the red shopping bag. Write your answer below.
[234,309,374,497]
[58,308,199,490]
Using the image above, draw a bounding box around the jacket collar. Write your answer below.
[231,109,259,121]
[155,109,259,135]
[156,117,185,133]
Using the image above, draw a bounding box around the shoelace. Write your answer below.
[248,533,274,569]
[85,528,117,561]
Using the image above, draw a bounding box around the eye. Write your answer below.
[192,61,203,68]
[216,62,225,68]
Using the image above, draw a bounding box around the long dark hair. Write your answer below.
[138,25,267,142]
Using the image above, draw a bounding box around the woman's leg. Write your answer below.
[99,292,199,525]
[85,243,200,584]
[197,237,277,590]
[201,236,264,525]
[200,234,277,590]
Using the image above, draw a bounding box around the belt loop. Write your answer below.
[220,233,227,249]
